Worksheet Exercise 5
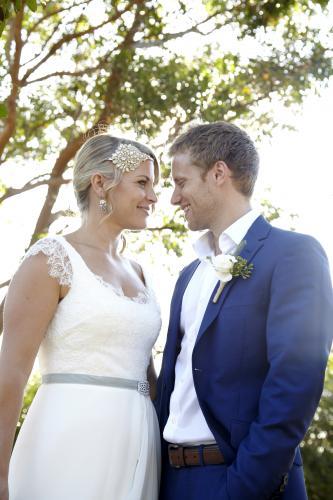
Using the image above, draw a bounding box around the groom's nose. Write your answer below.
[171,187,181,205]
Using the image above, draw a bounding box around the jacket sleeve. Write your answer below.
[221,235,333,499]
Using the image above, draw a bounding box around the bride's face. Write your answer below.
[106,159,157,230]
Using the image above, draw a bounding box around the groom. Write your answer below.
[156,121,333,499]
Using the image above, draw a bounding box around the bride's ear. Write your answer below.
[90,173,106,198]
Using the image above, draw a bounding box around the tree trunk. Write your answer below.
[0,10,24,161]
[29,134,85,244]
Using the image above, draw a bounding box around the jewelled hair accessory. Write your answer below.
[106,143,151,172]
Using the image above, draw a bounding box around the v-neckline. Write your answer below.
[57,235,150,303]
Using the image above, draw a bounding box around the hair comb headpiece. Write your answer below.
[106,143,151,172]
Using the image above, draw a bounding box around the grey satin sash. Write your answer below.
[42,373,150,396]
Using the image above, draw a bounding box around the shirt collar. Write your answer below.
[193,209,261,260]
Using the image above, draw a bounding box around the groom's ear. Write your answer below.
[211,160,230,186]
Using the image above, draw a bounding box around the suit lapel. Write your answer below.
[195,216,271,345]
[164,259,201,369]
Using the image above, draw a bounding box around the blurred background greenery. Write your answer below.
[1,1,332,497]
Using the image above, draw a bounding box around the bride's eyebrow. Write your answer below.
[135,174,152,181]
[135,174,148,178]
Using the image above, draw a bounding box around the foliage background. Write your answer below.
[1,1,332,498]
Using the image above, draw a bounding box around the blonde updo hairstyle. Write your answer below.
[73,133,159,218]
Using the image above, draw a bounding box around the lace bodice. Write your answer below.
[24,236,161,380]
[25,238,73,286]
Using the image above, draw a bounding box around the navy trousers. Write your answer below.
[159,461,307,500]
[160,460,227,500]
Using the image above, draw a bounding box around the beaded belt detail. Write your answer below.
[42,373,150,397]
[137,380,150,396]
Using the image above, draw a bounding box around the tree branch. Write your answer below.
[152,116,193,153]
[22,19,63,68]
[29,134,85,242]
[21,21,110,84]
[133,12,221,48]
[4,14,15,67]
[147,225,186,232]
[67,106,84,143]
[21,0,138,85]
[0,280,10,289]
[98,1,145,122]
[48,210,76,225]
[22,56,110,86]
[0,176,71,203]
[26,0,92,36]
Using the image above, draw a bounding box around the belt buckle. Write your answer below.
[168,444,182,468]
[137,380,150,396]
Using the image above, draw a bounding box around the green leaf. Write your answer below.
[0,102,7,118]
[26,0,37,12]
[14,0,22,13]
[0,181,8,197]
[15,373,41,443]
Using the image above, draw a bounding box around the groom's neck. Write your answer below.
[210,197,252,249]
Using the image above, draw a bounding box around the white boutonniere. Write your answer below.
[207,248,253,303]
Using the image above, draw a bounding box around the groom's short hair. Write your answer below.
[169,121,259,197]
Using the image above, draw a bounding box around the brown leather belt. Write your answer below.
[168,443,225,468]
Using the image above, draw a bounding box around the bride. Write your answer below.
[0,132,161,500]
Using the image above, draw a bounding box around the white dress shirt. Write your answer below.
[163,209,260,445]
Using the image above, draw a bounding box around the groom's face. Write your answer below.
[171,152,216,231]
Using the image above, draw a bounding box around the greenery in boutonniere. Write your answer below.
[207,249,253,303]
[232,256,253,279]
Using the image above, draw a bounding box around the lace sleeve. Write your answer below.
[23,238,73,286]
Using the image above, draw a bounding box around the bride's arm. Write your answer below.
[0,253,61,500]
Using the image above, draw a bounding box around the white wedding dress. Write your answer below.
[8,236,162,500]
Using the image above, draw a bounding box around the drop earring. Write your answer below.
[99,198,110,215]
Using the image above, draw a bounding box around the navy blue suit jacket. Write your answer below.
[156,216,333,499]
